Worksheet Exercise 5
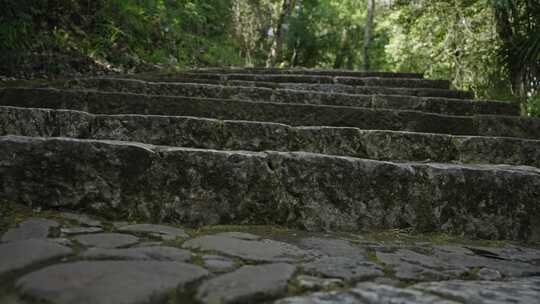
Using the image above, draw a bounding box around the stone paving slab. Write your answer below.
[61,78,517,116]
[15,261,208,304]
[1,218,59,242]
[1,88,539,139]
[196,263,296,304]
[0,239,72,276]
[1,210,540,304]
[2,105,539,167]
[1,135,539,241]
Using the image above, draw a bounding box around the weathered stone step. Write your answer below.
[182,68,425,78]
[124,77,473,99]
[61,78,519,116]
[2,88,539,139]
[129,73,450,89]
[1,135,539,241]
[228,80,475,99]
[2,106,538,167]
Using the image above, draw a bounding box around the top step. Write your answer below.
[182,68,424,79]
[127,73,450,89]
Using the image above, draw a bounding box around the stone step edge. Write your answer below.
[2,105,539,168]
[129,73,451,89]
[1,135,539,241]
[62,78,519,116]
[223,80,475,99]
[1,88,539,140]
[123,77,474,99]
[182,68,425,78]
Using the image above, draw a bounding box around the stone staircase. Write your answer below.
[1,69,539,241]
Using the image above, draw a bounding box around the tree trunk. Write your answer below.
[334,28,349,69]
[362,0,375,71]
[267,0,296,67]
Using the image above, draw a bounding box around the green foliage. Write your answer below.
[0,0,242,70]
[0,0,538,116]
[383,0,503,98]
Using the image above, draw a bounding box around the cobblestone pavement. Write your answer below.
[1,207,539,304]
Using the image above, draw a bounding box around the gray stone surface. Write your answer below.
[134,72,451,89]
[184,234,310,262]
[1,218,59,242]
[299,237,365,259]
[74,233,139,248]
[81,246,192,261]
[2,88,539,139]
[376,249,467,281]
[61,227,103,235]
[0,239,72,276]
[414,277,540,304]
[275,282,458,304]
[202,255,236,272]
[63,78,517,116]
[117,223,188,240]
[214,231,261,240]
[196,263,296,304]
[16,261,208,304]
[433,245,540,277]
[1,136,540,241]
[303,256,383,282]
[2,106,540,168]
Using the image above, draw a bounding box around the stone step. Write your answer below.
[2,88,539,139]
[123,77,473,99]
[2,106,539,167]
[61,78,519,116]
[228,80,475,99]
[182,68,425,78]
[128,73,450,89]
[1,135,539,241]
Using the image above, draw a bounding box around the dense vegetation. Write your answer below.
[0,0,538,115]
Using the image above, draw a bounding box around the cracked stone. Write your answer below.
[0,239,72,276]
[433,245,540,277]
[275,282,457,304]
[413,276,540,304]
[376,249,466,281]
[1,218,60,242]
[16,261,209,304]
[302,256,383,282]
[183,235,310,262]
[74,233,139,248]
[299,237,365,259]
[196,263,296,304]
[82,246,192,262]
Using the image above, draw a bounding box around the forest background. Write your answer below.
[0,0,538,115]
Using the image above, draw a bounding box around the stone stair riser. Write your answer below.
[182,68,424,78]
[1,136,539,241]
[1,106,539,167]
[1,88,538,139]
[63,79,519,116]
